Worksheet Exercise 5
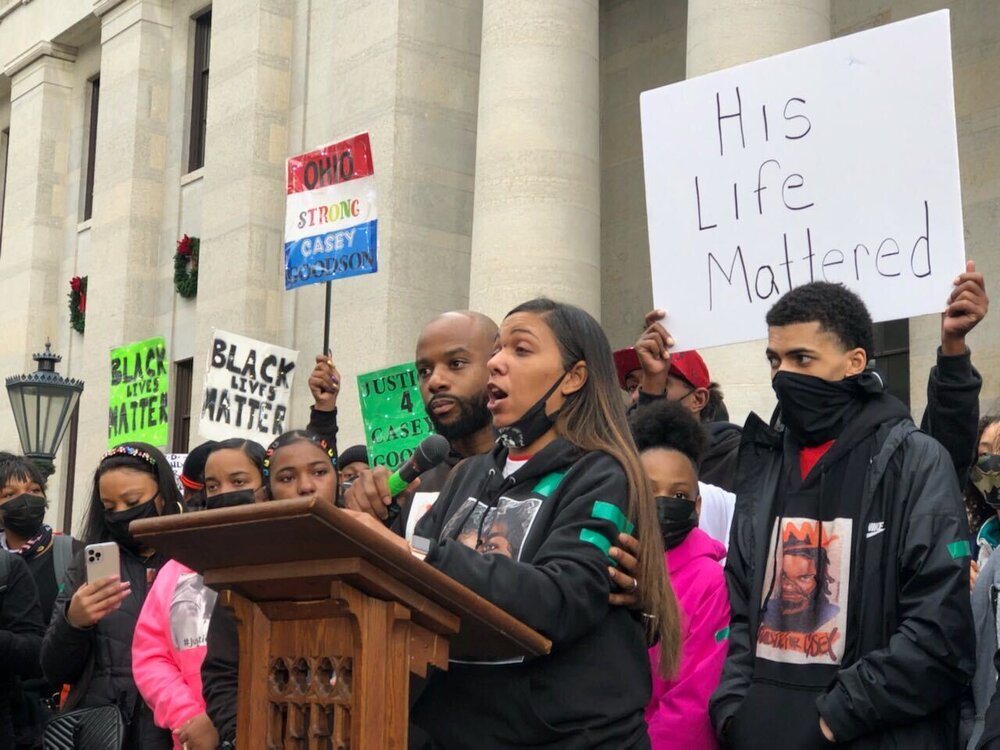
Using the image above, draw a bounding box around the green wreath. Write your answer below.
[174,234,199,298]
[68,276,87,334]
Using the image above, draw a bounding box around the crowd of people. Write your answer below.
[0,264,997,749]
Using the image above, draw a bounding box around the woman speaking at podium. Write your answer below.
[360,298,680,748]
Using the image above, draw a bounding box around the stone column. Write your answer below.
[0,42,76,375]
[468,0,601,322]
[0,43,76,526]
[192,0,292,343]
[189,0,293,439]
[685,0,830,425]
[76,0,173,523]
[283,0,484,445]
[687,0,831,76]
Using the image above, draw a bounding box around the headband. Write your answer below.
[179,474,205,491]
[262,434,337,479]
[102,445,157,467]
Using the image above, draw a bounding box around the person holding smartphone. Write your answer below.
[351,298,681,748]
[40,443,183,750]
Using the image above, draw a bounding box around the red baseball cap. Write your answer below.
[670,350,711,390]
[613,347,641,390]
[612,347,711,391]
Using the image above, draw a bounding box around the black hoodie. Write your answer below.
[411,439,651,749]
[711,392,975,749]
[702,421,743,492]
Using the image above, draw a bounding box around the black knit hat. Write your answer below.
[337,444,369,469]
[180,440,218,490]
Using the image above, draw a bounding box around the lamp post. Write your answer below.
[5,342,84,479]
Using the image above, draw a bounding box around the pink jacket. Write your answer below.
[132,560,218,747]
[647,527,730,750]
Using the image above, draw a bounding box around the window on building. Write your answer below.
[83,77,100,221]
[61,402,80,533]
[172,358,194,452]
[872,319,910,408]
[0,128,9,256]
[188,10,212,172]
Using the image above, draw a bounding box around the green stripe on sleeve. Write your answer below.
[579,528,616,565]
[532,471,566,498]
[715,626,730,642]
[591,501,635,536]
[948,540,972,560]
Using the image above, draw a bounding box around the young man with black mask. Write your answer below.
[710,282,974,750]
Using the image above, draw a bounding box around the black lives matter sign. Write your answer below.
[200,330,298,443]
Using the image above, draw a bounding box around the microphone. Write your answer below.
[385,434,451,523]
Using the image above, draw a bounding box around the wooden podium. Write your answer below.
[132,498,550,749]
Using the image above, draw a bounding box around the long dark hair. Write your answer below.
[81,442,183,544]
[205,439,266,487]
[262,430,337,499]
[506,298,682,678]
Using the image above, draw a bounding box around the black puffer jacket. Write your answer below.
[701,421,742,492]
[711,404,975,749]
[0,551,44,750]
[919,346,982,485]
[41,549,172,749]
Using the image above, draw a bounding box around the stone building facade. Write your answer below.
[0,0,997,531]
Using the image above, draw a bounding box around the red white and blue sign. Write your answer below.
[283,133,378,290]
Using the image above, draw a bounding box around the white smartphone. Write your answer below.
[85,542,120,585]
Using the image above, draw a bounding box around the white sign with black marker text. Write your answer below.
[640,10,964,350]
[199,330,299,444]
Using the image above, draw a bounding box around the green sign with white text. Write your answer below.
[108,336,169,449]
[357,362,434,470]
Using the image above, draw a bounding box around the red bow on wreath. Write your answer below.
[177,234,193,257]
[70,276,86,312]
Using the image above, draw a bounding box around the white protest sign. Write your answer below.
[640,10,964,350]
[199,330,299,443]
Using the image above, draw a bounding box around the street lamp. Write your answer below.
[5,342,84,479]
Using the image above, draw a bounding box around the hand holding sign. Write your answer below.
[635,309,675,396]
[308,354,341,413]
[941,261,989,355]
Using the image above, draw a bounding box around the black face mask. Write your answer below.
[496,372,567,451]
[972,454,1000,509]
[655,495,698,550]
[205,488,259,510]
[1,494,48,538]
[772,370,880,446]
[104,497,160,553]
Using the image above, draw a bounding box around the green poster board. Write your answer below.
[108,336,169,449]
[357,362,434,470]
